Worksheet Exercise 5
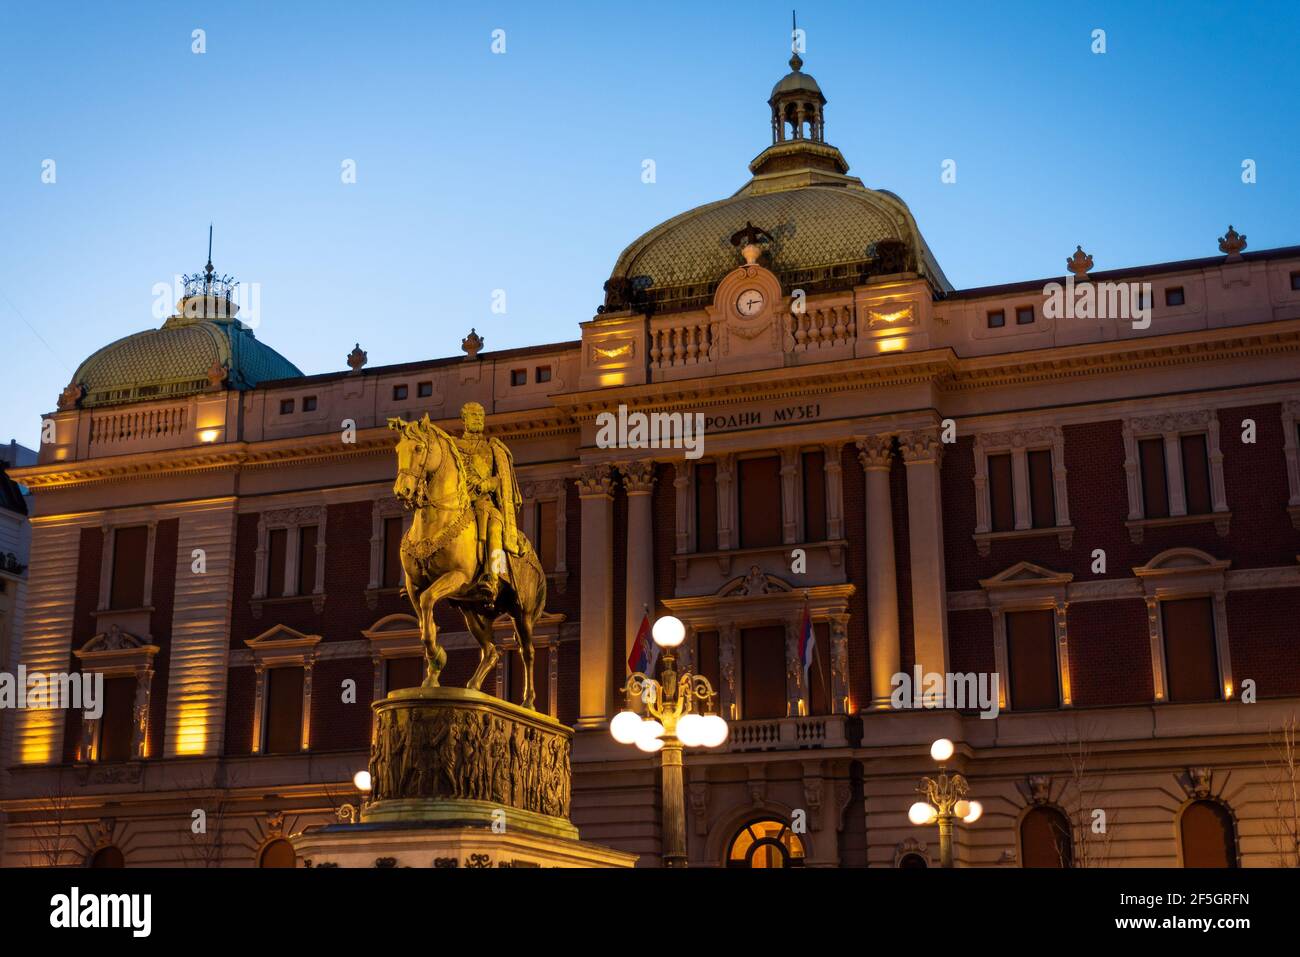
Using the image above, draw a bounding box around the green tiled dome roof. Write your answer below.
[72,312,301,408]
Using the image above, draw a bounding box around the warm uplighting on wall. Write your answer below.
[876,337,906,353]
[599,372,627,387]
[199,429,220,443]
[1224,681,1233,700]
[173,705,210,755]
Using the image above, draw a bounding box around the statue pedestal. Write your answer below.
[291,686,636,868]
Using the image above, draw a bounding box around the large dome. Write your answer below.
[70,310,301,408]
[601,54,949,316]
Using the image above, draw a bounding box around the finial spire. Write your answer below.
[205,223,214,279]
[790,10,802,70]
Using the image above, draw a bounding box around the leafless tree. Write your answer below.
[31,774,76,867]
[1264,713,1300,867]
[1050,716,1116,868]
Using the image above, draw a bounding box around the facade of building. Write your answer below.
[0,440,36,863]
[3,55,1300,868]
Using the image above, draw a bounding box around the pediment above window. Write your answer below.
[979,561,1073,590]
[246,624,322,667]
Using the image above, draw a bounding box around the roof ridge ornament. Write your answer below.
[1218,225,1247,261]
[347,343,368,372]
[1066,245,1093,282]
[730,221,774,265]
[462,328,485,360]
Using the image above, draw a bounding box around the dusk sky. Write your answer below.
[2,0,1296,447]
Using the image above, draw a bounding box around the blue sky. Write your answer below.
[1,1,1297,447]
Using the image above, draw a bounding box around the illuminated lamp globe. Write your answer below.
[651,615,686,648]
[700,714,729,748]
[676,713,706,748]
[635,719,665,753]
[909,802,938,826]
[353,770,372,793]
[930,738,955,763]
[963,801,983,824]
[610,710,643,745]
[954,800,971,819]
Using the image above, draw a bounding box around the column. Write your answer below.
[780,447,800,543]
[857,435,901,710]
[576,464,615,728]
[622,461,656,665]
[899,428,951,701]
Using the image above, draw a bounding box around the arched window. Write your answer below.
[726,819,805,868]
[89,845,125,868]
[1180,801,1237,868]
[897,852,927,869]
[258,838,297,869]
[1020,806,1072,868]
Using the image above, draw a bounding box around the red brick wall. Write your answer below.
[63,528,102,761]
[1228,588,1300,698]
[948,609,994,677]
[145,518,179,758]
[891,450,915,676]
[1064,599,1153,707]
[224,666,255,755]
[839,444,871,710]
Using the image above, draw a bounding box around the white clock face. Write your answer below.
[736,288,765,317]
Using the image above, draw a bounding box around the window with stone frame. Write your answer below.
[253,505,327,614]
[366,496,411,607]
[737,455,782,549]
[979,561,1073,711]
[73,627,159,764]
[971,427,1072,555]
[519,478,568,586]
[1123,410,1229,541]
[1281,400,1300,530]
[245,624,320,754]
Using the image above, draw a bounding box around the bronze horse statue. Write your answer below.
[387,413,547,709]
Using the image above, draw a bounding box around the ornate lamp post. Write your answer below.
[908,738,982,868]
[609,615,728,868]
[338,770,372,824]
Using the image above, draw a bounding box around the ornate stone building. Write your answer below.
[4,54,1300,868]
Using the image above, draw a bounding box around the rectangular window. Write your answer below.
[385,657,423,694]
[392,384,408,401]
[279,399,294,415]
[1291,271,1300,291]
[696,631,720,699]
[1028,449,1056,528]
[1006,610,1059,711]
[417,381,433,398]
[534,500,557,573]
[1181,434,1212,515]
[1161,597,1220,703]
[510,369,526,386]
[264,667,305,754]
[382,516,404,589]
[988,453,1015,532]
[535,366,552,383]
[297,525,318,594]
[802,450,827,541]
[110,525,149,610]
[302,395,317,412]
[695,463,718,552]
[987,309,1006,328]
[267,527,288,598]
[740,626,787,719]
[1139,438,1169,518]
[1165,286,1185,307]
[1016,305,1035,325]
[807,621,831,715]
[738,456,782,548]
[96,676,138,763]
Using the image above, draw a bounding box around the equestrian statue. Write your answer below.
[387,402,548,709]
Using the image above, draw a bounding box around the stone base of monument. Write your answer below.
[290,685,636,868]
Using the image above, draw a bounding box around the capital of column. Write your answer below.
[856,434,895,471]
[575,464,615,498]
[898,428,945,466]
[620,460,657,495]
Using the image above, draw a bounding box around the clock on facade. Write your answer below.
[735,288,766,317]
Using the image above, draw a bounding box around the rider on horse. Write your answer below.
[454,401,524,603]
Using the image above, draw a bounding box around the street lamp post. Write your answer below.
[908,738,982,868]
[609,615,729,868]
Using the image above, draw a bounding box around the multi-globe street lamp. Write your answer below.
[609,614,728,868]
[908,738,982,868]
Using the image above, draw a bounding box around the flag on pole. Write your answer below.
[798,600,816,678]
[628,611,658,675]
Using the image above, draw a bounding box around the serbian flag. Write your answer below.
[628,612,658,675]
[798,602,816,678]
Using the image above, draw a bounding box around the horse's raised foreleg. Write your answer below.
[512,606,537,711]
[460,608,499,693]
[415,570,467,687]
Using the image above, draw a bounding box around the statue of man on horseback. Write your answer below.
[387,405,548,709]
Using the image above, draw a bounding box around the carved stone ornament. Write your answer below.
[1066,245,1093,281]
[206,359,228,388]
[366,687,575,836]
[1028,774,1051,805]
[82,624,144,653]
[57,381,84,412]
[1218,225,1247,261]
[1187,766,1213,799]
[265,809,285,838]
[347,343,368,372]
[461,327,484,360]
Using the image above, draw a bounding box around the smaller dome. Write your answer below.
[770,53,824,100]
